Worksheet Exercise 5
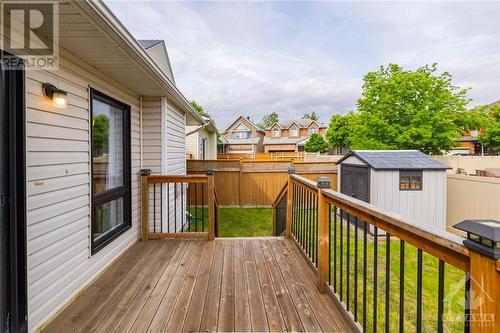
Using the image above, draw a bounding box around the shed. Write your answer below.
[336,150,451,231]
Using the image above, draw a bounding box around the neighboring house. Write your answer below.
[219,116,265,154]
[186,116,218,159]
[0,1,205,332]
[337,150,451,232]
[263,119,326,152]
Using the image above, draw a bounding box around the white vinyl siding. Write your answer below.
[166,103,186,231]
[142,98,162,173]
[186,130,199,159]
[26,58,142,332]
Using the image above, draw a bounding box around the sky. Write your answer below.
[107,1,500,129]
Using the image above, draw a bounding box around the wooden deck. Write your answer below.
[42,238,350,332]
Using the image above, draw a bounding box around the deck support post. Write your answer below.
[317,177,331,293]
[207,169,216,240]
[286,168,295,238]
[454,219,500,333]
[139,169,152,241]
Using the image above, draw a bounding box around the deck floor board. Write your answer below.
[42,238,346,333]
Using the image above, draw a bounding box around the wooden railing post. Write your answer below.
[454,220,500,333]
[317,177,331,293]
[207,169,215,240]
[286,168,295,238]
[139,169,152,241]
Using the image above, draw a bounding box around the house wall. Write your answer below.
[186,128,199,159]
[142,97,162,173]
[370,169,447,231]
[26,58,142,331]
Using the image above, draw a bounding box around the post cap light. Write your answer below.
[206,168,215,176]
[317,176,331,189]
[453,219,500,259]
[138,169,152,176]
[43,83,67,108]
[287,167,296,175]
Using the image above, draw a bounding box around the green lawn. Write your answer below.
[186,207,273,237]
[329,221,466,333]
[219,207,273,237]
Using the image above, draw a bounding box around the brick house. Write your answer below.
[263,119,326,152]
[219,116,265,154]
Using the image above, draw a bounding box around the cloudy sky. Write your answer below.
[107,1,500,129]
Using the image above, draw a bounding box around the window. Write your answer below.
[310,127,317,135]
[399,170,423,190]
[91,89,131,253]
[233,131,250,139]
[272,128,280,137]
[290,127,298,136]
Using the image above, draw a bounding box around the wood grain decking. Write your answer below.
[41,238,350,332]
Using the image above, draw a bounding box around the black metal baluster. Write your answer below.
[153,183,156,233]
[300,187,304,245]
[363,221,367,332]
[416,249,423,333]
[328,204,332,285]
[201,183,205,232]
[333,206,338,292]
[167,183,170,233]
[194,183,198,231]
[354,216,359,322]
[315,195,318,266]
[464,272,470,333]
[385,232,390,333]
[374,227,378,333]
[340,209,343,301]
[308,190,312,259]
[160,183,163,233]
[438,260,445,333]
[174,183,177,232]
[399,240,405,333]
[306,189,310,257]
[347,212,350,311]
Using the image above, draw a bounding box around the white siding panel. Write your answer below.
[26,57,142,332]
[142,98,162,174]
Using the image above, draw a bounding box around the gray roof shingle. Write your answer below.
[337,150,451,170]
[263,136,308,145]
[138,39,163,49]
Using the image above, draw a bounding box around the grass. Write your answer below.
[186,207,273,237]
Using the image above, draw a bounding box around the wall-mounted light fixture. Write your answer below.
[42,83,67,108]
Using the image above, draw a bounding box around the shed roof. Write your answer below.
[336,150,451,170]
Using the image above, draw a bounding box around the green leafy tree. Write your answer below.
[478,104,500,152]
[190,100,209,117]
[257,112,279,130]
[348,63,471,154]
[304,133,328,153]
[92,114,109,157]
[326,113,356,149]
[303,111,319,121]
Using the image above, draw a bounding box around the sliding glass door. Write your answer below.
[91,89,131,254]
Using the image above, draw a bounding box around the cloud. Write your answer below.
[107,1,500,129]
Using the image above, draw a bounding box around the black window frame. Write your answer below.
[399,170,423,191]
[90,88,131,254]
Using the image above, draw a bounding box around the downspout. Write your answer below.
[139,96,143,169]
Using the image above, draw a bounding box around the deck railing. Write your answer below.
[286,173,499,333]
[140,170,218,240]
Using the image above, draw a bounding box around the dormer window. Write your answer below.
[272,128,280,137]
[290,128,298,136]
[310,127,317,135]
[233,131,250,139]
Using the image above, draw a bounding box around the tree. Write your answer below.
[92,114,109,157]
[326,113,356,149]
[304,133,328,153]
[190,100,209,117]
[478,104,500,152]
[347,63,471,154]
[303,111,319,121]
[257,112,279,130]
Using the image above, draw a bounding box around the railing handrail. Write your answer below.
[290,174,319,192]
[272,182,288,208]
[147,174,208,183]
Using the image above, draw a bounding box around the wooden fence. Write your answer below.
[435,155,500,174]
[187,159,337,207]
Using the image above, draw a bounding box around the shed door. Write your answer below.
[341,165,369,202]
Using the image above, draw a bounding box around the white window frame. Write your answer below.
[290,127,298,137]
[272,128,280,137]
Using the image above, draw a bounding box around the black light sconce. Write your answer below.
[454,219,500,259]
[42,83,67,108]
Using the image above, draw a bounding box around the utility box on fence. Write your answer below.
[336,150,451,232]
